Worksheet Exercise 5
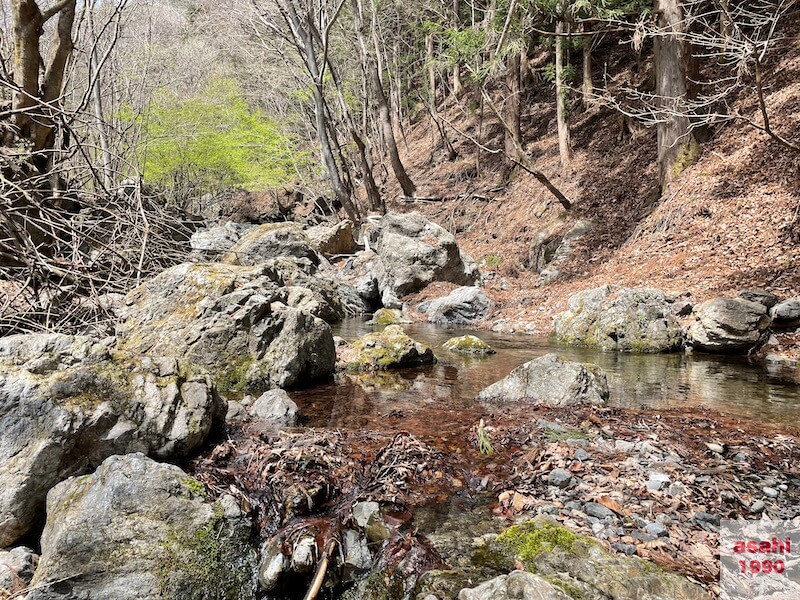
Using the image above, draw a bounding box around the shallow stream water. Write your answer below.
[290,318,800,431]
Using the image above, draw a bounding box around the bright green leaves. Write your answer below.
[139,78,307,195]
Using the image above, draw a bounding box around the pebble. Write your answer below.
[548,468,573,488]
[763,487,779,498]
[591,523,605,535]
[584,502,616,520]
[574,448,590,462]
[779,484,788,491]
[750,500,766,514]
[645,522,668,538]
[612,543,638,555]
[693,511,720,526]
[614,440,635,452]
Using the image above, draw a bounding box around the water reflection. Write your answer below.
[291,319,800,429]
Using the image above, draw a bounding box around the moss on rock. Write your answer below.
[442,335,495,355]
[346,325,435,371]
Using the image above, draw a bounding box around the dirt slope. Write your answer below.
[384,13,800,336]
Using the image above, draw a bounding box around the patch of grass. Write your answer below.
[544,427,590,442]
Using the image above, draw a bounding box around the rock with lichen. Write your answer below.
[476,354,607,406]
[689,296,771,352]
[553,286,684,353]
[0,334,224,548]
[26,453,257,600]
[340,325,435,371]
[443,335,495,356]
[116,262,336,390]
[424,287,494,325]
[222,222,320,266]
[472,518,709,600]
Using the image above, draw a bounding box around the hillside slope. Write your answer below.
[385,12,800,339]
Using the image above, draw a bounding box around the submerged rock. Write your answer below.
[553,286,684,353]
[27,454,257,600]
[222,222,320,266]
[343,325,435,371]
[443,335,495,355]
[424,287,494,325]
[459,570,571,600]
[476,354,608,406]
[688,297,770,352]
[0,334,223,547]
[116,262,335,389]
[370,212,479,307]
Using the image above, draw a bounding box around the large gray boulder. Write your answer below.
[27,454,257,600]
[189,221,253,259]
[688,297,771,352]
[476,354,608,406]
[370,213,479,307]
[222,222,320,266]
[0,334,223,547]
[116,262,335,389]
[424,287,494,325]
[305,220,358,257]
[340,325,436,371]
[459,571,571,600]
[770,298,800,329]
[248,389,298,425]
[553,286,684,353]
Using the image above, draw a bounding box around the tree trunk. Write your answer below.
[88,6,112,190]
[582,23,593,106]
[555,13,572,169]
[654,0,698,189]
[11,0,43,143]
[426,33,438,151]
[452,0,461,97]
[355,0,416,198]
[503,51,522,177]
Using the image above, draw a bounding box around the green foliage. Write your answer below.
[139,78,306,195]
[542,63,578,85]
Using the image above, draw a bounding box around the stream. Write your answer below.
[291,318,800,431]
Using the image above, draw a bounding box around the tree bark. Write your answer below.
[582,23,594,107]
[555,12,572,169]
[654,0,698,189]
[452,0,461,97]
[503,51,522,176]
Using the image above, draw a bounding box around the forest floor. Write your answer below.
[380,12,800,358]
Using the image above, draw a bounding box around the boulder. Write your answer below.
[248,389,298,425]
[189,221,253,259]
[222,222,320,266]
[305,220,358,257]
[27,454,257,600]
[443,335,495,355]
[770,298,800,329]
[0,333,223,547]
[424,287,494,325]
[476,354,608,406]
[688,297,771,352]
[116,262,335,389]
[370,213,479,306]
[370,308,410,325]
[486,519,709,600]
[459,571,571,600]
[739,289,778,309]
[0,546,38,596]
[553,286,684,353]
[341,325,435,371]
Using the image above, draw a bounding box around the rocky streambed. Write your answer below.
[2,212,800,600]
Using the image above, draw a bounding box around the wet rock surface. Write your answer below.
[553,285,684,353]
[27,453,257,600]
[340,325,436,371]
[442,335,495,355]
[476,354,608,406]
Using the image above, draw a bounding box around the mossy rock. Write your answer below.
[443,335,495,356]
[346,325,435,371]
[371,308,409,326]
